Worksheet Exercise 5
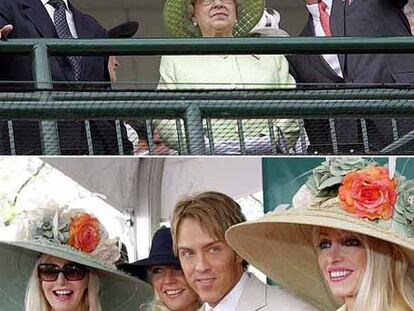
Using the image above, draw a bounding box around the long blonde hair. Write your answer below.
[354,237,414,311]
[25,256,102,311]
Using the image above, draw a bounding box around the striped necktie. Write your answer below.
[318,1,331,37]
[48,0,82,81]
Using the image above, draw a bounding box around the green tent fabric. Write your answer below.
[263,157,414,213]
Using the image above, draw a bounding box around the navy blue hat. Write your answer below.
[108,21,139,38]
[119,227,180,279]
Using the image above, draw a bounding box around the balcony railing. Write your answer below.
[1,37,414,155]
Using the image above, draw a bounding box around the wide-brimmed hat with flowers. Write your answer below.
[0,201,153,311]
[163,0,265,37]
[226,158,414,311]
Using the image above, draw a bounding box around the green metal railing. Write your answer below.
[1,37,414,155]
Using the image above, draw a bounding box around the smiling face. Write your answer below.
[177,218,244,307]
[191,0,237,37]
[150,265,199,311]
[39,255,88,311]
[316,228,367,304]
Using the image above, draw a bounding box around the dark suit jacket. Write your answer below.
[288,0,414,153]
[0,0,132,155]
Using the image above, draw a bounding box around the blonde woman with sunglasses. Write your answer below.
[0,201,152,311]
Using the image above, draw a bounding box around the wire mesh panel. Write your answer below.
[0,88,414,155]
[1,38,414,155]
[0,119,132,155]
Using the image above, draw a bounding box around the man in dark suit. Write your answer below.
[288,0,414,154]
[0,0,132,155]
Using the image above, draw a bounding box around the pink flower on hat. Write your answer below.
[338,166,397,220]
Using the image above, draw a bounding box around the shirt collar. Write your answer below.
[307,0,333,17]
[221,55,261,60]
[205,272,249,311]
[42,0,70,11]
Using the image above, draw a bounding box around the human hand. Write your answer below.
[0,24,13,39]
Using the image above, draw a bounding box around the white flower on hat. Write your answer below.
[292,185,321,209]
[15,200,122,267]
[91,237,121,264]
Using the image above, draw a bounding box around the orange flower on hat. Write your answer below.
[68,213,101,253]
[338,166,397,220]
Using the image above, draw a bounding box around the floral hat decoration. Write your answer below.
[225,158,414,311]
[0,200,153,311]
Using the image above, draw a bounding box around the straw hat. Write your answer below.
[226,158,414,311]
[0,201,153,311]
[163,0,265,37]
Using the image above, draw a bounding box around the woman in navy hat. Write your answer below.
[120,227,200,311]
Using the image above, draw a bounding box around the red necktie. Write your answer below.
[318,1,331,37]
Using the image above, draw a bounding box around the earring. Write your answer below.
[234,19,238,23]
[193,21,198,27]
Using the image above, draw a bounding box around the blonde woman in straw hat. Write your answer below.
[0,200,152,311]
[156,0,299,154]
[226,158,414,311]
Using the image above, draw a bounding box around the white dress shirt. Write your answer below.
[41,0,78,38]
[306,0,343,77]
[205,272,249,311]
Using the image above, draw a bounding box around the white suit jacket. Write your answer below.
[203,273,320,311]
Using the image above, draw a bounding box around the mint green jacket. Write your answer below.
[157,54,298,152]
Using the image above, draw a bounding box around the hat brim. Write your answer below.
[249,28,289,37]
[108,21,139,38]
[0,240,153,311]
[163,0,265,37]
[226,208,414,311]
[129,255,181,267]
[119,255,180,279]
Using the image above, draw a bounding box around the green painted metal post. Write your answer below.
[185,104,205,155]
[32,43,60,155]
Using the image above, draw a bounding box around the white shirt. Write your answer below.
[205,272,249,311]
[306,1,343,77]
[41,0,78,38]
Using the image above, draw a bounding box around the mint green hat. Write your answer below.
[163,0,265,37]
[0,201,153,311]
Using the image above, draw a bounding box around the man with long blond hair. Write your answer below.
[171,191,319,311]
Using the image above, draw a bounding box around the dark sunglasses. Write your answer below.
[37,263,88,282]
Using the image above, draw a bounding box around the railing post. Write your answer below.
[185,104,205,155]
[32,43,60,155]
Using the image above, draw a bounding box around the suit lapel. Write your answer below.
[20,0,57,37]
[331,0,346,74]
[330,0,345,36]
[70,3,98,81]
[235,274,266,311]
[302,15,316,37]
[20,0,75,81]
[302,17,344,82]
[71,4,95,39]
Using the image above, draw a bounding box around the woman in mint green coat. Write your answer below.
[157,0,298,154]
